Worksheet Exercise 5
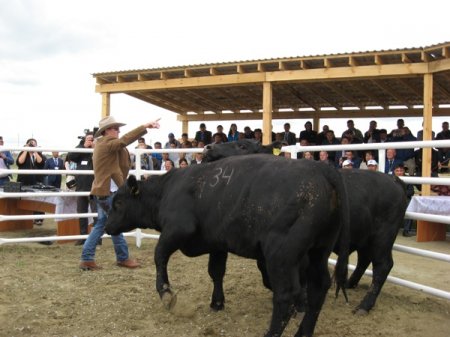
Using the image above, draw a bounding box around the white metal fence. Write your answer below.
[0,141,449,300]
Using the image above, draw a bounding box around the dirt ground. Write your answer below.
[1,223,449,337]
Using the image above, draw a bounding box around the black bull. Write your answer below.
[204,139,408,314]
[106,155,350,337]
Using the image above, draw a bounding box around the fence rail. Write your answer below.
[0,141,449,301]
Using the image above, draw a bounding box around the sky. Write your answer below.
[1,0,449,149]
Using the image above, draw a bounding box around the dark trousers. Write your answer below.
[77,196,97,235]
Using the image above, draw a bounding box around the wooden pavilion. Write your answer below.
[93,41,450,194]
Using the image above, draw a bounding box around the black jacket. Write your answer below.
[67,144,94,192]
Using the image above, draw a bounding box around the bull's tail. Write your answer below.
[329,168,350,303]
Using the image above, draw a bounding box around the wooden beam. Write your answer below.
[101,93,110,118]
[262,82,273,145]
[422,73,433,196]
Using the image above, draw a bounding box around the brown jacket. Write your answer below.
[90,126,147,196]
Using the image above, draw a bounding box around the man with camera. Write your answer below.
[67,131,97,246]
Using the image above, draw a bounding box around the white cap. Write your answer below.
[342,159,353,167]
[367,159,378,166]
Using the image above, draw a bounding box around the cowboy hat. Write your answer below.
[94,116,126,138]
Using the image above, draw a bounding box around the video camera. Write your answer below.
[77,127,99,145]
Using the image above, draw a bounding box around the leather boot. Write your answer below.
[79,261,102,271]
[116,258,140,269]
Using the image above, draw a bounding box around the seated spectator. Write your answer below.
[367,159,378,171]
[339,150,361,168]
[385,148,403,175]
[416,121,435,141]
[164,159,174,172]
[212,133,224,145]
[191,152,205,165]
[359,150,376,170]
[321,130,339,162]
[303,151,314,160]
[342,159,353,169]
[179,158,189,168]
[319,150,334,166]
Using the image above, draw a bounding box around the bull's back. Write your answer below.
[161,155,340,255]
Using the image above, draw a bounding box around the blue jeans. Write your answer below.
[80,194,129,262]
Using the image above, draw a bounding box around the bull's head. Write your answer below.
[203,139,282,162]
[105,175,152,235]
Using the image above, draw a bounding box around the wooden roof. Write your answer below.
[93,42,450,122]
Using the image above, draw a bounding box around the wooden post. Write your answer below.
[421,74,433,196]
[262,82,273,145]
[101,93,110,118]
[181,120,189,136]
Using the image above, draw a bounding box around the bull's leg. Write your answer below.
[347,248,371,289]
[154,238,179,310]
[354,250,393,315]
[256,258,272,290]
[208,252,227,311]
[297,250,331,337]
[263,261,297,337]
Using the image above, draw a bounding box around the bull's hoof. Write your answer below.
[161,291,177,311]
[210,301,224,311]
[353,307,369,316]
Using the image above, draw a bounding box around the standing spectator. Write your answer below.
[227,123,240,142]
[339,150,361,169]
[435,121,450,141]
[0,136,14,186]
[435,121,450,164]
[393,163,415,237]
[67,132,97,246]
[164,133,181,149]
[316,125,329,145]
[137,137,152,149]
[254,128,263,143]
[195,123,212,145]
[282,122,297,145]
[416,121,435,141]
[79,116,160,271]
[215,125,228,143]
[363,120,381,143]
[379,129,390,143]
[321,130,340,163]
[180,133,190,146]
[299,121,317,145]
[44,151,65,188]
[168,142,180,167]
[385,148,403,175]
[152,141,163,170]
[16,138,46,226]
[16,138,46,185]
[243,126,254,139]
[341,119,364,143]
[388,118,405,140]
[391,127,417,175]
[438,147,449,173]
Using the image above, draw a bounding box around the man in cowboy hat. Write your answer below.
[80,115,160,271]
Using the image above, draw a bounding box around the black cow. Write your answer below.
[203,140,408,315]
[203,139,282,162]
[106,155,350,337]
